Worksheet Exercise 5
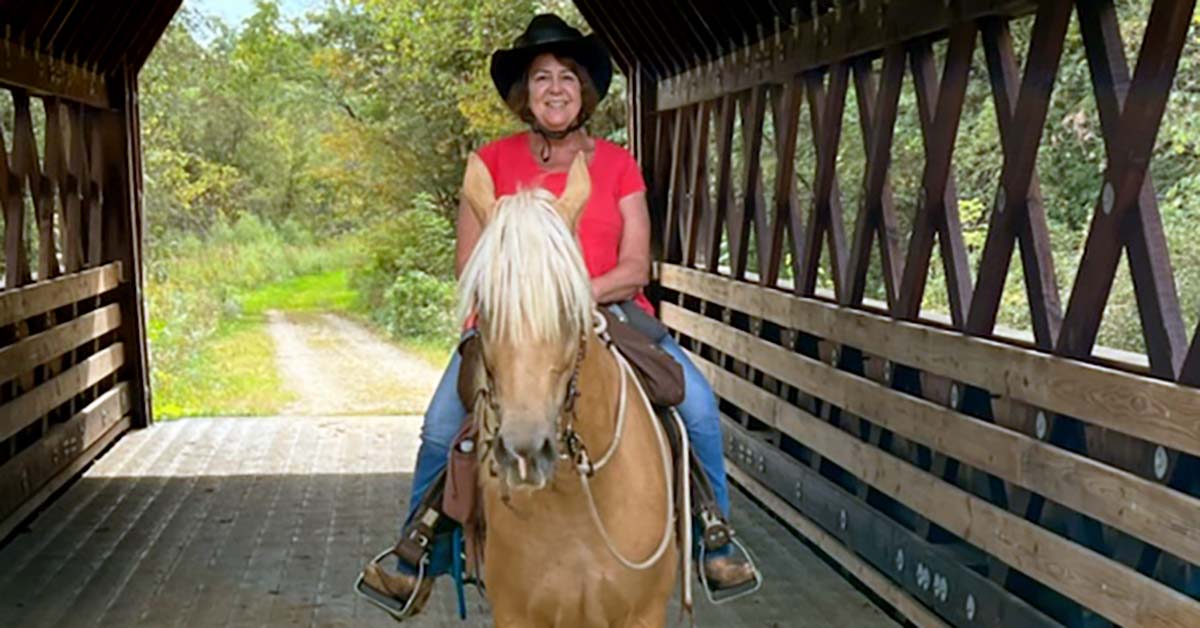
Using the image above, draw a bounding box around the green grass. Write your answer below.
[154,269,355,419]
[240,269,358,315]
[153,313,292,419]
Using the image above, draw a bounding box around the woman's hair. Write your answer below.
[505,54,600,128]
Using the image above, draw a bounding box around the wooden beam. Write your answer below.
[727,465,951,628]
[687,348,1200,627]
[667,303,1200,568]
[0,304,121,383]
[722,420,1058,628]
[659,264,1200,457]
[656,0,1037,110]
[0,383,130,540]
[0,343,124,444]
[0,263,122,327]
[0,37,111,109]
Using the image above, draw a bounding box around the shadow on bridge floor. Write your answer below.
[0,416,894,627]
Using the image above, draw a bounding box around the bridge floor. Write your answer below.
[0,416,895,627]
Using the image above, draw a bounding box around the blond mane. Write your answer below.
[458,187,594,343]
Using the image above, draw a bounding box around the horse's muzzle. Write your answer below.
[494,429,559,489]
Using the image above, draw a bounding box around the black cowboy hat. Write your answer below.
[490,14,613,103]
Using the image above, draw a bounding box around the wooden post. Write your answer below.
[99,66,152,428]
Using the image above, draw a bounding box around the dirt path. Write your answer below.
[266,310,445,416]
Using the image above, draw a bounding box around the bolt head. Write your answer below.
[839,509,847,530]
[966,594,976,620]
[1035,411,1048,439]
[894,548,905,572]
[1154,446,1169,480]
[1102,181,1114,215]
[949,385,960,407]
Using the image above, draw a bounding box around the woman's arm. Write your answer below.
[591,190,651,304]
[455,195,483,279]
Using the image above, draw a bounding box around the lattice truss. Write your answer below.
[631,0,1200,625]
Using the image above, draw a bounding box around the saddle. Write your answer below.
[364,309,747,620]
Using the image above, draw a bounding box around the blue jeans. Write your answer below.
[402,333,731,575]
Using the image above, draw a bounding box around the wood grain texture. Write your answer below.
[0,263,122,328]
[0,305,121,384]
[0,343,125,444]
[666,304,1200,568]
[684,346,1200,627]
[660,265,1200,457]
[0,384,131,539]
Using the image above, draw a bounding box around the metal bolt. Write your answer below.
[916,563,931,590]
[949,384,960,408]
[882,361,892,383]
[794,481,803,501]
[839,509,847,530]
[995,187,1006,215]
[1102,181,1114,215]
[1154,446,1169,480]
[830,348,839,366]
[933,573,949,602]
[966,594,977,621]
[894,548,905,572]
[1035,410,1048,439]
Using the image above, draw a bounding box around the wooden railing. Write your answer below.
[0,65,150,540]
[0,263,134,539]
[619,0,1200,625]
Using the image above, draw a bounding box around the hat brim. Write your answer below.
[490,34,613,104]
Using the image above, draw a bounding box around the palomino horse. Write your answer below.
[458,152,679,627]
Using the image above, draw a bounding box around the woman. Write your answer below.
[362,13,754,614]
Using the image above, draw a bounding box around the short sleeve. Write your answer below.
[476,138,503,180]
[615,146,647,198]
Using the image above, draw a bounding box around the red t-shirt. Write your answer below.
[476,132,653,314]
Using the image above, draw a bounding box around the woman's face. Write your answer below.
[526,53,582,132]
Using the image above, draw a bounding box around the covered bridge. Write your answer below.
[3,1,1200,626]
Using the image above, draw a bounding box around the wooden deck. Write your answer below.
[0,416,895,627]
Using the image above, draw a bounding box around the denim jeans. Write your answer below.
[401,332,730,575]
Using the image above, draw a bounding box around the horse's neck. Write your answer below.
[572,333,623,457]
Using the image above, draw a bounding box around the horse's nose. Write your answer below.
[495,427,558,485]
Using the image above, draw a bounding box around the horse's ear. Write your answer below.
[554,153,590,231]
[462,152,497,226]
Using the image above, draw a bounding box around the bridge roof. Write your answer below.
[574,0,817,78]
[0,0,181,107]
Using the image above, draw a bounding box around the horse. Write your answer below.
[458,152,679,627]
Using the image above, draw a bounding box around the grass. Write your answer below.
[153,313,291,418]
[240,269,358,315]
[153,269,355,419]
[153,266,453,418]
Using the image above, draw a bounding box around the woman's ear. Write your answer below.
[554,153,590,230]
[462,152,497,226]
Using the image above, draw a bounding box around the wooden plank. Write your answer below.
[0,343,124,444]
[721,421,1060,628]
[660,264,1200,458]
[0,37,111,109]
[0,383,131,539]
[0,304,121,384]
[656,0,1037,110]
[727,464,950,628]
[667,304,1200,568]
[0,263,122,327]
[685,348,1200,627]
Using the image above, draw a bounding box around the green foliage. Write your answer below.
[351,193,457,340]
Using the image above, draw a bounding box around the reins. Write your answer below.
[476,310,678,573]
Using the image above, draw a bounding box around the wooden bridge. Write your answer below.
[2,1,1199,626]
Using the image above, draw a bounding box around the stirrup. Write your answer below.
[354,548,429,622]
[698,536,763,605]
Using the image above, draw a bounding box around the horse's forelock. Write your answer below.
[458,187,593,344]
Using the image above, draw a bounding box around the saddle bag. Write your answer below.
[599,306,685,407]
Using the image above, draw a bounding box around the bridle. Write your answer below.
[472,310,681,577]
